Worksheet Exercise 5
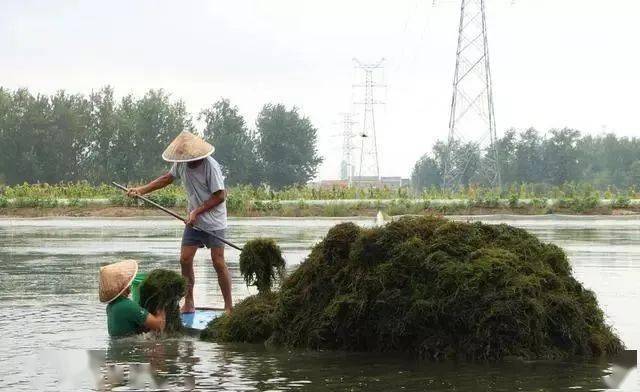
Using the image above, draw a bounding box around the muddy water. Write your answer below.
[0,216,638,391]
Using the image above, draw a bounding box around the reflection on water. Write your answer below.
[0,216,638,391]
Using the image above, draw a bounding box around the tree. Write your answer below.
[201,99,259,185]
[543,128,581,185]
[133,90,192,180]
[255,104,322,188]
[411,154,442,191]
[86,87,117,183]
[514,128,544,183]
[497,129,517,184]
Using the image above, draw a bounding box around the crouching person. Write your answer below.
[99,259,166,337]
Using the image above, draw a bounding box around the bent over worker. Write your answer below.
[126,131,232,314]
[99,259,166,337]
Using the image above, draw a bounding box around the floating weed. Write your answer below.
[202,216,623,360]
[239,238,286,294]
[139,269,186,334]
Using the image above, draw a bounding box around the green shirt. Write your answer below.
[106,296,149,337]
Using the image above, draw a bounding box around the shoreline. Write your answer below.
[2,204,639,218]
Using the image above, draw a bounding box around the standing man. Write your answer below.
[127,131,232,314]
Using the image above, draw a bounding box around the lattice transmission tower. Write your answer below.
[353,58,385,181]
[443,0,501,190]
[338,112,357,184]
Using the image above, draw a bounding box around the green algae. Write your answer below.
[239,238,285,294]
[139,269,186,334]
[202,216,623,360]
[201,292,279,343]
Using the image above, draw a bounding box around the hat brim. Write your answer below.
[100,261,139,303]
[162,146,215,163]
[107,262,138,303]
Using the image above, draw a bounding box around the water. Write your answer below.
[0,215,638,391]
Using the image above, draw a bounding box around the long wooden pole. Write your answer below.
[112,182,243,251]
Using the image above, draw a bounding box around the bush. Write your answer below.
[108,194,138,207]
[508,193,519,209]
[531,198,548,209]
[148,193,177,208]
[204,216,624,360]
[68,198,87,207]
[612,195,631,209]
[12,197,58,208]
[253,200,283,212]
[0,196,7,208]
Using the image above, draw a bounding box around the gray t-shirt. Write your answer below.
[169,156,227,230]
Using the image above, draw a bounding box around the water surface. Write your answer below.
[0,215,638,391]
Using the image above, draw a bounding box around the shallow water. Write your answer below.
[0,215,638,391]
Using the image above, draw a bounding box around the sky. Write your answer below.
[2,0,640,180]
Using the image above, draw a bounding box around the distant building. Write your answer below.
[316,176,409,189]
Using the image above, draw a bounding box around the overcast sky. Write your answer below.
[2,0,639,180]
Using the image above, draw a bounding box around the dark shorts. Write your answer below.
[181,226,226,249]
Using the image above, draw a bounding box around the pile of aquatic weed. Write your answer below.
[139,269,187,333]
[202,216,623,360]
[202,239,284,342]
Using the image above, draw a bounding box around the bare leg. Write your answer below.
[180,245,198,313]
[211,246,233,313]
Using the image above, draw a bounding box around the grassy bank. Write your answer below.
[1,182,640,217]
[2,198,640,218]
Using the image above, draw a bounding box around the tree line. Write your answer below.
[412,128,640,191]
[0,87,322,188]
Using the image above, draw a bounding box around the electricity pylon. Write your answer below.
[338,112,357,184]
[353,58,385,181]
[443,0,501,190]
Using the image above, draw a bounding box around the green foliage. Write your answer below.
[0,88,324,189]
[411,154,441,190]
[239,239,286,293]
[508,193,519,208]
[4,181,640,215]
[0,87,191,185]
[413,127,640,191]
[0,196,7,208]
[252,200,283,212]
[201,99,261,185]
[12,197,59,208]
[612,194,631,208]
[256,104,323,188]
[205,217,623,360]
[67,198,87,207]
[558,194,600,212]
[139,269,187,334]
[147,193,178,208]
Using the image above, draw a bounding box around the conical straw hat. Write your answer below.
[162,131,215,162]
[99,259,139,303]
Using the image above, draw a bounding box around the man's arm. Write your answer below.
[127,172,174,197]
[143,309,166,332]
[185,189,226,226]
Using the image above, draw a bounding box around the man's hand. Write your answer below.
[186,210,199,226]
[126,187,143,198]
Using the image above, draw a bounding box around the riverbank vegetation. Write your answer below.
[201,216,624,360]
[1,182,639,217]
